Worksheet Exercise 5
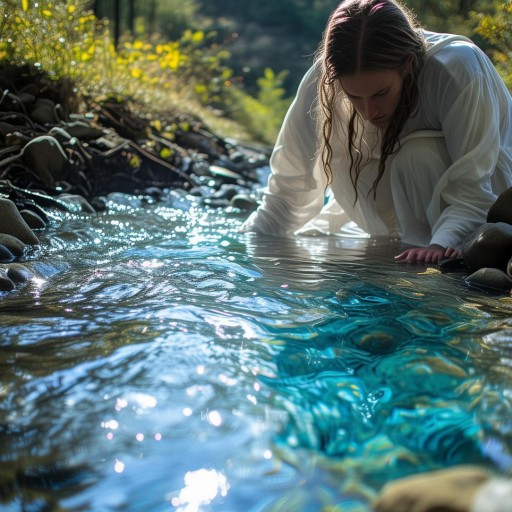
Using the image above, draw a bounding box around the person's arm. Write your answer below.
[241,62,328,237]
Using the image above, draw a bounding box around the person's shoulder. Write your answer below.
[422,30,487,83]
[425,30,485,69]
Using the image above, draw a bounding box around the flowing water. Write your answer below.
[1,190,512,512]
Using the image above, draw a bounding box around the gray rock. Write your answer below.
[0,233,25,257]
[7,263,34,283]
[21,135,69,186]
[20,209,46,229]
[465,267,512,292]
[488,186,512,225]
[230,194,259,212]
[0,275,15,291]
[0,198,39,245]
[462,222,512,273]
[0,245,15,263]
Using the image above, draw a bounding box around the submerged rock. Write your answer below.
[6,263,35,283]
[0,233,25,258]
[465,267,512,292]
[0,275,15,291]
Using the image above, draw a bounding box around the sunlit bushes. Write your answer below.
[0,0,290,144]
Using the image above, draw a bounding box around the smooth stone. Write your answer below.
[487,186,512,225]
[20,209,46,229]
[208,165,244,182]
[462,222,512,273]
[21,135,69,186]
[0,275,15,291]
[230,194,259,212]
[58,193,96,213]
[0,245,15,263]
[30,97,57,124]
[19,202,49,224]
[7,263,34,283]
[508,257,512,278]
[0,233,25,257]
[465,267,512,292]
[0,198,39,245]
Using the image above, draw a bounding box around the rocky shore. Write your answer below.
[0,63,271,291]
[1,63,511,295]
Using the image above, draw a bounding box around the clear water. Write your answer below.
[1,191,512,512]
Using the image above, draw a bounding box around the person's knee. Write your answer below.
[390,136,450,188]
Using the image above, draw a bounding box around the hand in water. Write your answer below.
[373,466,490,512]
[395,244,462,264]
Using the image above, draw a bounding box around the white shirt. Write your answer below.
[242,31,512,249]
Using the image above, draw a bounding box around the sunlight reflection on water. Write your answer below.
[1,197,512,511]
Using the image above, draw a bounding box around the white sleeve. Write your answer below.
[426,45,509,248]
[472,478,512,512]
[240,63,328,237]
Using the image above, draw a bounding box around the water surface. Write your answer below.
[1,193,512,511]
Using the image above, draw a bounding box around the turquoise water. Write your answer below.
[1,191,512,511]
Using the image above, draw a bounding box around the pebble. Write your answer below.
[0,245,15,263]
[0,275,15,291]
[230,194,259,212]
[465,267,512,292]
[487,186,512,225]
[0,198,39,245]
[20,209,47,229]
[0,233,25,258]
[7,263,35,283]
[462,222,512,273]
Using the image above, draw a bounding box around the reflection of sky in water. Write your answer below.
[0,197,512,511]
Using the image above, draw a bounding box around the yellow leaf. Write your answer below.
[191,31,204,43]
[68,5,76,14]
[43,9,52,17]
[160,147,173,159]
[22,0,29,12]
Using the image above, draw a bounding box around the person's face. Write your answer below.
[339,69,404,129]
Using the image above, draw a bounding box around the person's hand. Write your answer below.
[373,466,490,512]
[394,244,462,264]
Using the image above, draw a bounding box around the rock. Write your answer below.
[58,193,96,213]
[30,97,58,124]
[465,267,512,292]
[7,263,34,283]
[0,198,39,245]
[462,222,512,273]
[230,194,259,212]
[487,186,512,225]
[21,135,69,186]
[0,233,25,258]
[0,275,15,291]
[508,257,512,278]
[0,245,15,263]
[20,209,46,229]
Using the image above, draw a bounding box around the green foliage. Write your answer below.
[0,1,233,110]
[472,1,512,89]
[226,68,291,144]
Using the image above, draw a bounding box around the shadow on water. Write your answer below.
[1,202,512,511]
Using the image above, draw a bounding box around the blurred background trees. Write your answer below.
[1,0,510,144]
[91,0,511,94]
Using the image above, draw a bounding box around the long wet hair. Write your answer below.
[317,0,426,201]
